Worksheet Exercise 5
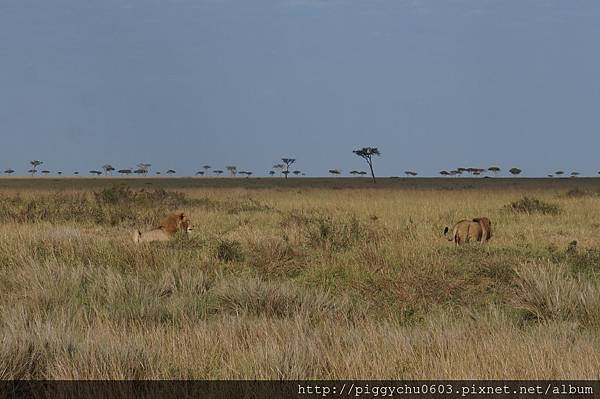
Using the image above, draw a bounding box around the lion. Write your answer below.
[443,217,492,245]
[133,212,193,243]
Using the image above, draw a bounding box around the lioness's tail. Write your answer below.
[133,230,142,243]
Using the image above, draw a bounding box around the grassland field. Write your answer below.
[1,177,600,379]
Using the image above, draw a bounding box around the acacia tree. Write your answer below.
[203,165,211,172]
[4,169,15,175]
[268,170,276,176]
[135,163,151,176]
[195,171,205,176]
[102,164,115,176]
[281,158,296,179]
[488,166,501,176]
[353,147,380,183]
[509,167,522,176]
[29,160,43,176]
[213,169,224,176]
[328,169,341,176]
[118,169,132,176]
[166,169,176,175]
[293,170,301,176]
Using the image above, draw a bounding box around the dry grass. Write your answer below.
[1,179,600,379]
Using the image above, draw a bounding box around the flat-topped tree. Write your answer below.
[102,164,115,176]
[166,169,176,175]
[118,169,132,176]
[4,169,15,174]
[439,170,450,176]
[29,160,43,176]
[353,147,380,183]
[195,171,204,176]
[488,166,501,176]
[328,169,341,176]
[90,170,102,176]
[281,158,296,179]
[213,170,224,175]
[203,165,211,171]
[269,170,276,176]
[135,163,151,176]
[41,170,51,175]
[555,171,564,177]
[509,167,522,176]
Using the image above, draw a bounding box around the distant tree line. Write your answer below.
[2,155,597,181]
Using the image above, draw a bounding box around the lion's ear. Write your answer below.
[179,212,185,220]
[443,227,449,236]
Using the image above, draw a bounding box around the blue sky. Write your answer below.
[1,0,599,176]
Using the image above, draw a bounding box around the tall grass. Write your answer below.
[1,181,600,379]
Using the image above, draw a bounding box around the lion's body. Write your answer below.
[133,212,193,243]
[133,228,173,243]
[444,217,492,245]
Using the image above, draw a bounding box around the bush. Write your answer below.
[214,239,244,263]
[505,197,561,215]
[513,261,600,326]
[281,211,370,251]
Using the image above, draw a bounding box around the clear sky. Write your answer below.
[1,0,599,177]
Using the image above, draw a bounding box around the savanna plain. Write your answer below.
[1,177,600,379]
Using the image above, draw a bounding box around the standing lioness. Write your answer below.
[133,212,193,243]
[444,217,492,245]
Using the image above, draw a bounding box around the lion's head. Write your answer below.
[160,212,193,235]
